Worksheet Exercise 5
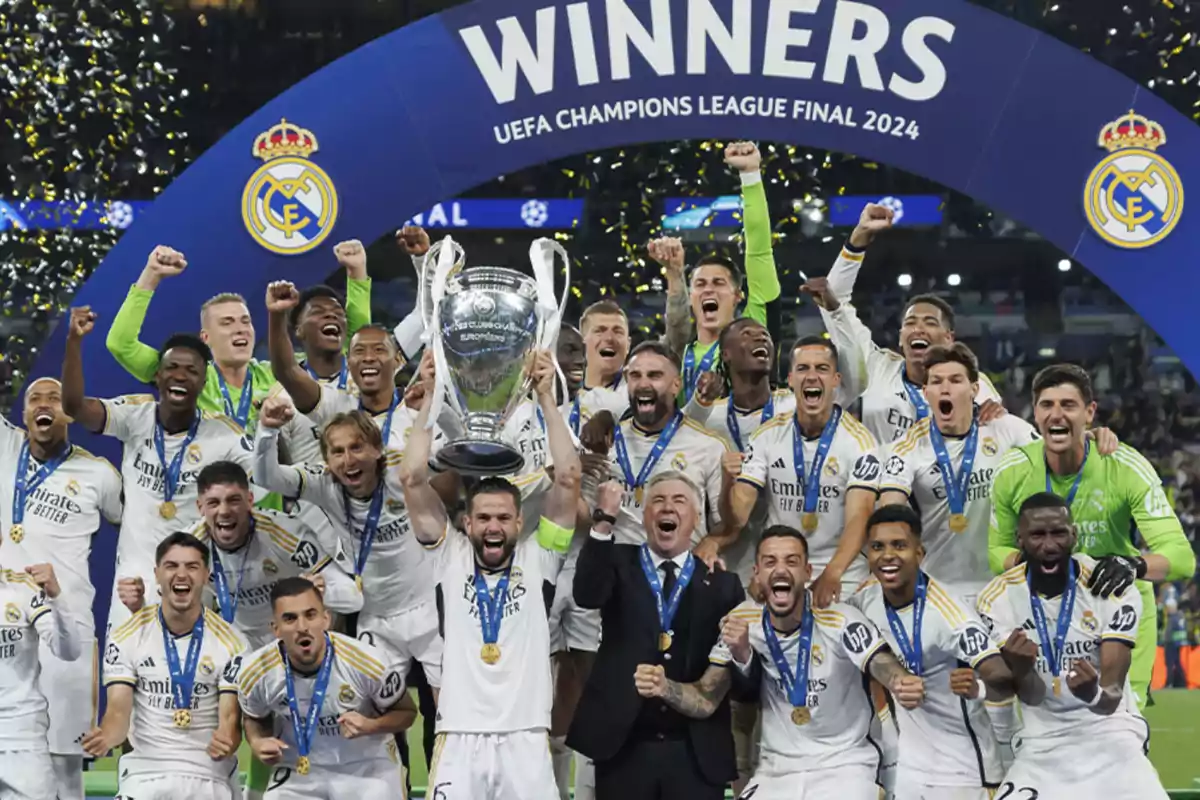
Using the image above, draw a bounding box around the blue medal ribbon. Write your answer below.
[638,545,695,637]
[792,406,843,514]
[682,342,719,404]
[727,393,776,453]
[216,370,254,430]
[1045,440,1089,508]
[884,571,928,675]
[928,414,979,521]
[210,521,253,624]
[473,564,512,647]
[362,390,399,445]
[761,599,815,710]
[1027,558,1077,684]
[901,367,930,421]
[613,410,684,497]
[344,481,386,584]
[154,412,201,505]
[568,397,581,435]
[304,359,349,390]
[12,441,71,530]
[159,607,205,716]
[281,634,335,765]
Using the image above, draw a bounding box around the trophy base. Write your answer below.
[436,440,526,476]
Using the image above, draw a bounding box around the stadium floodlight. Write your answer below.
[897,273,913,288]
[1057,258,1072,272]
[947,273,962,287]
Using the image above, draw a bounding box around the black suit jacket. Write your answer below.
[567,534,744,785]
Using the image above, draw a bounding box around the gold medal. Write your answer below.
[801,512,818,533]
[659,632,673,651]
[9,524,23,544]
[296,755,311,775]
[1052,676,1061,697]
[160,501,177,520]
[481,643,501,664]
[948,513,967,533]
[634,485,644,505]
[354,575,363,592]
[173,708,191,729]
[791,706,811,725]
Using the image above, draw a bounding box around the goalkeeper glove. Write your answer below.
[1086,555,1146,598]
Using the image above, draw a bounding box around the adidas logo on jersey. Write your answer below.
[139,656,156,668]
[771,457,787,469]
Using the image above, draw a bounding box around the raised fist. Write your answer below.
[145,246,187,278]
[596,480,625,519]
[333,240,367,277]
[117,577,145,613]
[849,203,894,249]
[647,237,685,280]
[723,141,761,173]
[67,307,97,340]
[265,281,301,314]
[259,394,296,430]
[396,226,431,257]
[799,277,840,312]
[25,563,60,598]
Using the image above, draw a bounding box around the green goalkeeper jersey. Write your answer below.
[988,440,1194,579]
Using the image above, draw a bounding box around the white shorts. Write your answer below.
[548,565,600,653]
[115,773,235,800]
[429,730,557,800]
[38,623,97,754]
[0,749,56,800]
[358,601,443,688]
[741,762,880,800]
[893,773,995,800]
[264,758,407,800]
[1003,731,1167,800]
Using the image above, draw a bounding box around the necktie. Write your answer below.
[661,560,678,600]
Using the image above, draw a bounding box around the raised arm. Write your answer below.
[397,352,450,545]
[649,236,691,358]
[393,226,431,361]
[636,663,732,719]
[726,142,781,328]
[572,482,623,610]
[105,246,187,383]
[61,307,108,433]
[265,281,322,415]
[27,565,80,661]
[334,239,373,337]
[253,396,306,498]
[532,350,582,534]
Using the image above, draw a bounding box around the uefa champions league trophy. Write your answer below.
[421,234,569,475]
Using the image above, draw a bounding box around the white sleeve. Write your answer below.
[393,307,425,362]
[738,428,769,489]
[877,442,917,497]
[821,310,880,408]
[682,397,716,427]
[313,555,364,616]
[305,384,348,431]
[704,441,730,531]
[99,395,150,442]
[32,595,81,662]
[830,605,888,673]
[825,244,863,304]
[1101,584,1141,646]
[978,372,1003,404]
[253,426,320,502]
[99,462,124,525]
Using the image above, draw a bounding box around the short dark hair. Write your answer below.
[627,340,680,370]
[1031,364,1094,405]
[290,285,345,329]
[756,524,809,559]
[349,323,400,353]
[158,333,213,365]
[270,576,323,610]
[790,334,839,370]
[197,461,251,494]
[905,293,955,331]
[466,476,522,514]
[155,532,209,567]
[692,254,744,290]
[1018,491,1071,518]
[866,504,923,540]
[580,300,627,330]
[921,342,979,384]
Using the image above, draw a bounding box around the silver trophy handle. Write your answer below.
[528,239,573,436]
[419,236,465,339]
[425,242,465,431]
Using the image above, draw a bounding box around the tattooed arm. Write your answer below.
[634,663,732,719]
[866,648,926,710]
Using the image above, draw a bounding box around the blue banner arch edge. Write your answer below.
[22,0,1200,639]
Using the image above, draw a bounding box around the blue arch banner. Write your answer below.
[21,0,1199,633]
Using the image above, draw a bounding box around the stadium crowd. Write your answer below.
[0,141,1193,800]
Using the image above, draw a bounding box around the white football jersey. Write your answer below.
[737,409,878,585]
[976,556,1147,744]
[101,396,253,586]
[576,376,629,422]
[685,389,796,454]
[0,419,122,621]
[849,576,1003,787]
[820,247,1001,445]
[714,599,885,773]
[606,415,732,546]
[103,605,248,781]
[0,570,77,751]
[287,451,439,617]
[307,384,439,455]
[875,415,1038,597]
[434,530,562,734]
[190,509,360,648]
[238,633,407,769]
[268,373,358,466]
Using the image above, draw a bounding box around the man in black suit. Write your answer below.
[569,470,746,800]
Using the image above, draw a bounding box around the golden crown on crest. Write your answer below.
[1097,110,1167,152]
[253,118,319,161]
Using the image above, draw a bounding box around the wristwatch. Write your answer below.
[592,508,617,526]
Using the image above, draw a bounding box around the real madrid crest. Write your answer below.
[339,684,357,704]
[1081,609,1098,632]
[263,559,278,575]
[981,438,998,457]
[186,443,203,466]
[1083,110,1183,249]
[4,603,19,623]
[824,457,839,478]
[242,119,339,255]
[671,452,688,471]
[811,643,824,666]
[200,655,216,676]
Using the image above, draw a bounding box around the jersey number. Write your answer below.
[997,783,1039,800]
